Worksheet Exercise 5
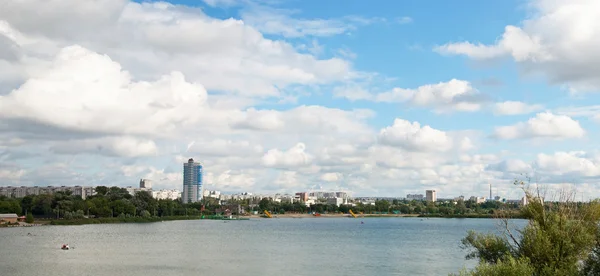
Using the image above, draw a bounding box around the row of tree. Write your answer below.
[0,186,207,219]
[0,186,522,219]
[254,197,517,216]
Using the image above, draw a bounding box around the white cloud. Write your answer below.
[188,139,263,157]
[2,0,600,199]
[435,0,600,92]
[333,79,488,112]
[0,0,352,98]
[493,101,544,115]
[238,4,393,38]
[535,151,600,177]
[378,119,454,152]
[50,136,158,158]
[320,172,343,182]
[493,112,585,140]
[377,79,486,112]
[487,159,532,173]
[0,168,25,181]
[0,45,208,138]
[262,143,313,168]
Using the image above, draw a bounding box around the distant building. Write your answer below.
[295,192,308,202]
[426,190,437,202]
[152,189,181,201]
[139,179,152,189]
[204,190,220,199]
[470,196,486,204]
[406,194,424,200]
[125,186,151,196]
[521,196,528,206]
[0,186,96,199]
[182,158,204,204]
[327,197,344,207]
[0,214,18,224]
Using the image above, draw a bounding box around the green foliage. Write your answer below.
[582,230,600,276]
[453,257,535,276]
[461,231,514,263]
[139,210,151,218]
[25,213,34,223]
[458,176,600,275]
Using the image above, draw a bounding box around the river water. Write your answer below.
[0,217,527,276]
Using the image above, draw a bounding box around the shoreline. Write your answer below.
[1,213,522,227]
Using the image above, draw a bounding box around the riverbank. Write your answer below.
[249,213,526,219]
[48,216,204,225]
[248,213,421,218]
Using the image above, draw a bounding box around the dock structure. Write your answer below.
[349,209,357,218]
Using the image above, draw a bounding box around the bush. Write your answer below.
[453,257,535,276]
[140,210,151,218]
[25,213,34,223]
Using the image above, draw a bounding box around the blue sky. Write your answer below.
[1,0,600,199]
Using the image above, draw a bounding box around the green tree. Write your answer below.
[456,199,468,215]
[259,198,271,211]
[25,212,34,223]
[94,186,109,196]
[457,177,600,275]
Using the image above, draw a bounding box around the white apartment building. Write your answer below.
[0,186,96,199]
[152,189,181,200]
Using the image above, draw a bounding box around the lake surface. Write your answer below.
[0,217,527,276]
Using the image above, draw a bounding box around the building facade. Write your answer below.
[425,190,437,202]
[139,179,152,189]
[152,189,181,200]
[406,194,424,200]
[182,158,203,204]
[0,186,96,199]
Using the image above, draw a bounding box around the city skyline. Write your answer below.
[1,0,599,200]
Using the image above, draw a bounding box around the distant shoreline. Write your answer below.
[1,212,523,227]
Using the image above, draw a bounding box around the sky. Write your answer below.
[1,0,600,200]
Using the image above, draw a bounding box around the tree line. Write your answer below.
[0,186,521,220]
[0,186,207,219]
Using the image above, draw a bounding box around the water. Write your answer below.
[0,218,527,276]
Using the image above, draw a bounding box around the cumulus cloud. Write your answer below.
[333,79,489,112]
[535,151,600,177]
[376,79,488,112]
[493,112,585,140]
[493,101,544,115]
[50,136,158,158]
[2,0,600,198]
[435,0,600,92]
[0,0,351,98]
[262,143,313,169]
[0,45,208,138]
[320,172,343,182]
[378,119,453,152]
[487,159,532,173]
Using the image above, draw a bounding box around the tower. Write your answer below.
[182,158,203,204]
[489,183,492,200]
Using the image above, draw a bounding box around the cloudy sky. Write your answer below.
[1,0,599,199]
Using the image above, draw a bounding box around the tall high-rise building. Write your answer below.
[182,158,204,204]
[425,190,437,202]
[139,179,152,189]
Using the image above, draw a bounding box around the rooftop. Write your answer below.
[0,214,18,218]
